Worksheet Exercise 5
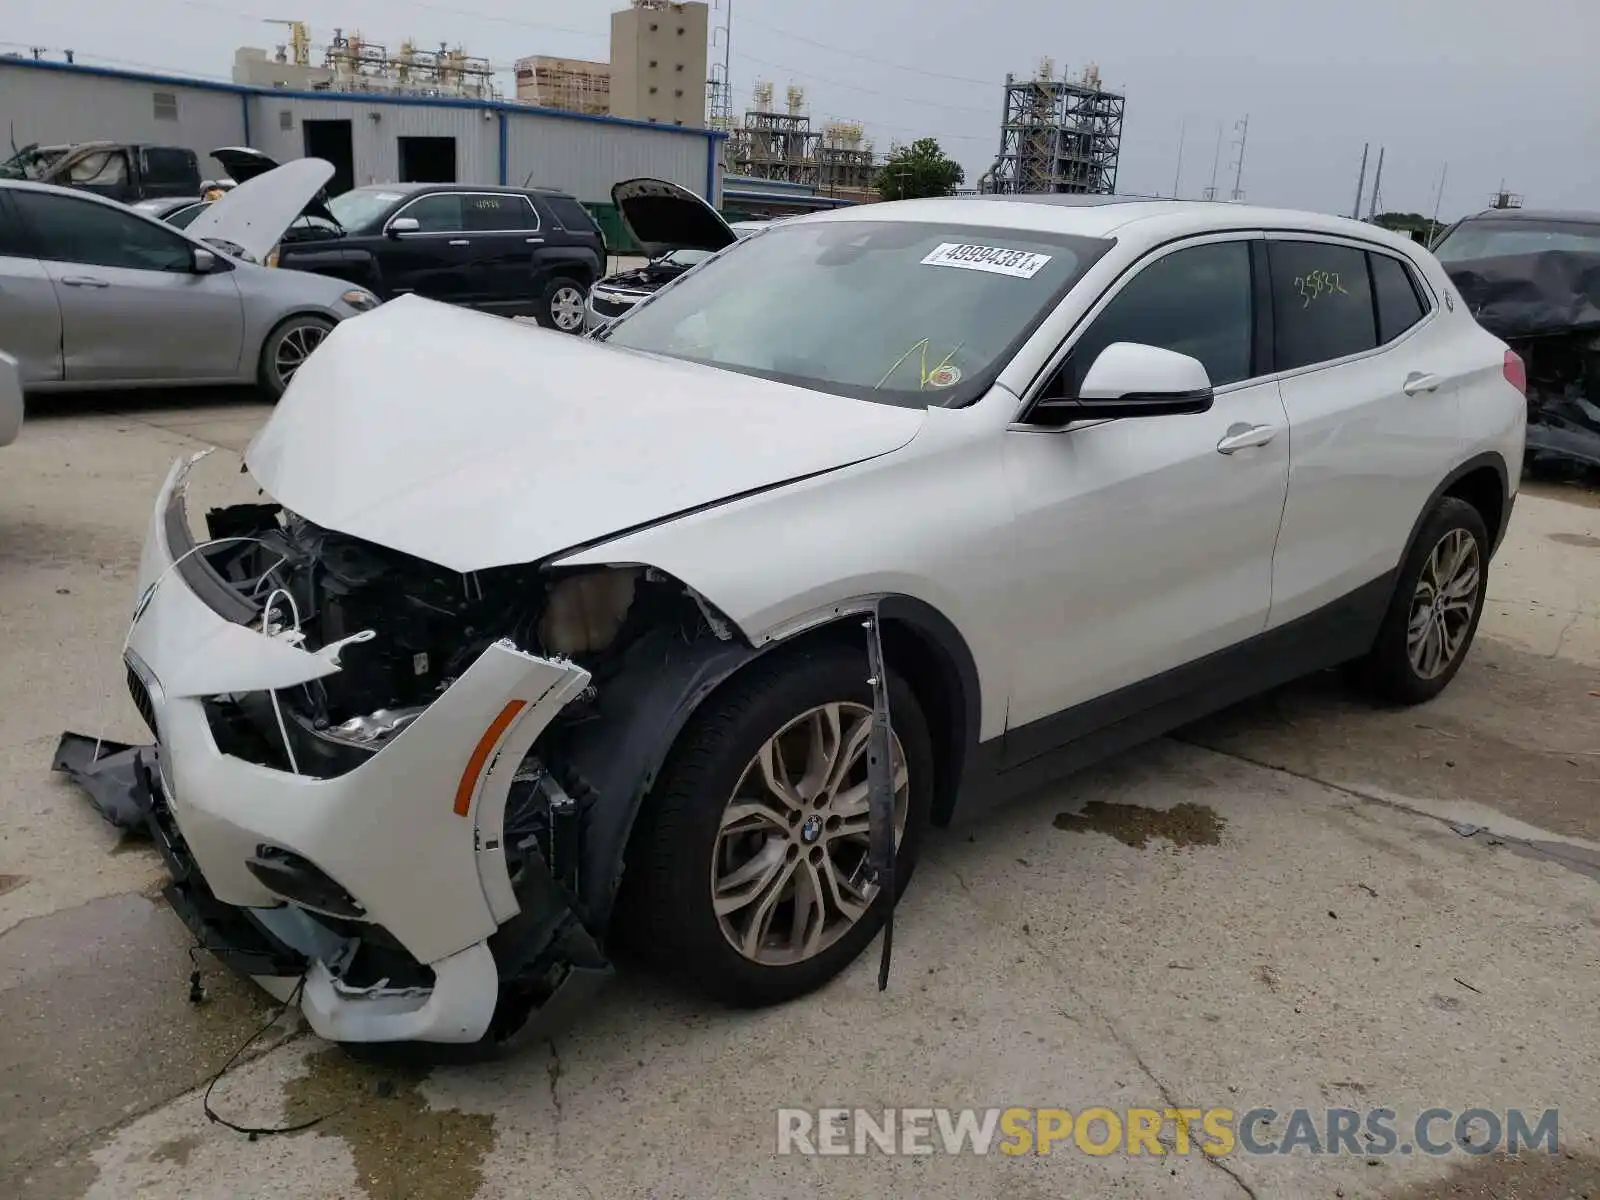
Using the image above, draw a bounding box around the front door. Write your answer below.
[9,190,244,383]
[1001,235,1291,765]
[380,192,473,303]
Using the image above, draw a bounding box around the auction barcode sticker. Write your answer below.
[920,243,1053,278]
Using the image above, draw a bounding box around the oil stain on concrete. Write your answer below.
[1053,801,1226,849]
[1383,1151,1600,1199]
[0,874,26,897]
[0,893,279,1184]
[147,1134,201,1169]
[282,1047,496,1200]
[1547,531,1600,549]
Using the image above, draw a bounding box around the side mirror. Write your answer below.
[190,247,220,274]
[387,217,420,237]
[1031,342,1214,426]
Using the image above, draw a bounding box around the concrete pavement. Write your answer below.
[2,393,1596,1199]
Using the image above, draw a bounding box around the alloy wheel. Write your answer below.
[1406,527,1481,679]
[550,285,586,332]
[274,322,328,389]
[711,702,909,966]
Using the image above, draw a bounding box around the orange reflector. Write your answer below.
[453,699,527,817]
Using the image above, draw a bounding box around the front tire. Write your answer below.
[620,642,934,1008]
[537,277,588,334]
[258,314,334,400]
[1354,496,1489,704]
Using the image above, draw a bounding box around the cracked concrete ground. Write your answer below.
[2,392,1596,1199]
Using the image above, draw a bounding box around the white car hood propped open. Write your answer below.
[243,295,926,573]
[185,157,335,263]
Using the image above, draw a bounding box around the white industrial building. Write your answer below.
[0,56,722,220]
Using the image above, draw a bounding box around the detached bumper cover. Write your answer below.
[68,452,606,1044]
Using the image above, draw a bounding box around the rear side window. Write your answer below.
[544,195,599,235]
[1369,251,1427,344]
[1065,240,1254,391]
[463,194,539,232]
[141,147,197,186]
[1269,240,1376,371]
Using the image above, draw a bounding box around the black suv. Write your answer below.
[210,146,605,332]
[275,182,605,331]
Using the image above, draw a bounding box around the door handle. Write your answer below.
[60,275,110,288]
[525,237,545,244]
[1216,423,1277,454]
[1403,371,1442,395]
[448,239,471,246]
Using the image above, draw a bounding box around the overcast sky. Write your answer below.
[9,0,1598,218]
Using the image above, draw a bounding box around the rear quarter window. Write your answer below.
[1369,251,1428,344]
[544,196,599,235]
[141,147,198,186]
[1269,240,1377,371]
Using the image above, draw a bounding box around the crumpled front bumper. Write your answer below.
[118,453,599,1043]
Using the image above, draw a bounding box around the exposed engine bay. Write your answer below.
[94,494,753,1039]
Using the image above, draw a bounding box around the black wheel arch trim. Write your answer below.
[562,592,983,932]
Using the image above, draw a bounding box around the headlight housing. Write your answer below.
[340,288,380,313]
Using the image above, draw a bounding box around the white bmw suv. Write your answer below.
[114,195,1524,1046]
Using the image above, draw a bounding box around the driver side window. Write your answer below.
[1061,240,1254,395]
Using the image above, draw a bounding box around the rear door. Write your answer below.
[379,191,472,303]
[1265,236,1457,627]
[459,192,541,311]
[8,189,244,383]
[0,191,65,384]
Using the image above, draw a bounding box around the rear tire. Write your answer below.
[257,314,335,400]
[537,277,588,334]
[1352,496,1489,705]
[619,641,934,1008]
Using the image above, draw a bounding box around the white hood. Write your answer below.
[185,157,334,263]
[244,296,925,572]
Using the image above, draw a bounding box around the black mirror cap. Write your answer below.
[1030,386,1214,426]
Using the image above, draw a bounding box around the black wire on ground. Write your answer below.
[193,966,342,1140]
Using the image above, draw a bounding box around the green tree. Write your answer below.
[875,138,965,201]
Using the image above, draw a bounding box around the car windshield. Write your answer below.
[327,187,411,231]
[1434,218,1600,262]
[658,248,716,268]
[601,220,1109,407]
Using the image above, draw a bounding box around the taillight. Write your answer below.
[1503,349,1526,396]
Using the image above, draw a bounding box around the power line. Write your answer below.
[734,12,995,87]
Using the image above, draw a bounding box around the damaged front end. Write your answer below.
[1445,246,1600,473]
[64,453,754,1045]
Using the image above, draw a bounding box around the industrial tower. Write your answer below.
[980,60,1124,196]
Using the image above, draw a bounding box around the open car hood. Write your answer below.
[210,146,337,228]
[185,158,335,263]
[244,295,925,573]
[612,177,737,257]
[1443,250,1600,340]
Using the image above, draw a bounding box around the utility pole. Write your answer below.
[1172,120,1186,199]
[1202,123,1222,200]
[1228,114,1249,202]
[1351,142,1369,220]
[1366,146,1385,221]
[1428,161,1449,244]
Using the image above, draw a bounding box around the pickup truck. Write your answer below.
[0,141,202,204]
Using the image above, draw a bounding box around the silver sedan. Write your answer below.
[0,170,378,400]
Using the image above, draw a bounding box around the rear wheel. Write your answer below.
[1353,496,1489,704]
[258,314,334,400]
[537,277,587,334]
[620,643,934,1007]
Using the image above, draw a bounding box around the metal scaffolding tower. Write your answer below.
[980,59,1124,195]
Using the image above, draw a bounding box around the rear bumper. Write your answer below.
[115,453,601,1043]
